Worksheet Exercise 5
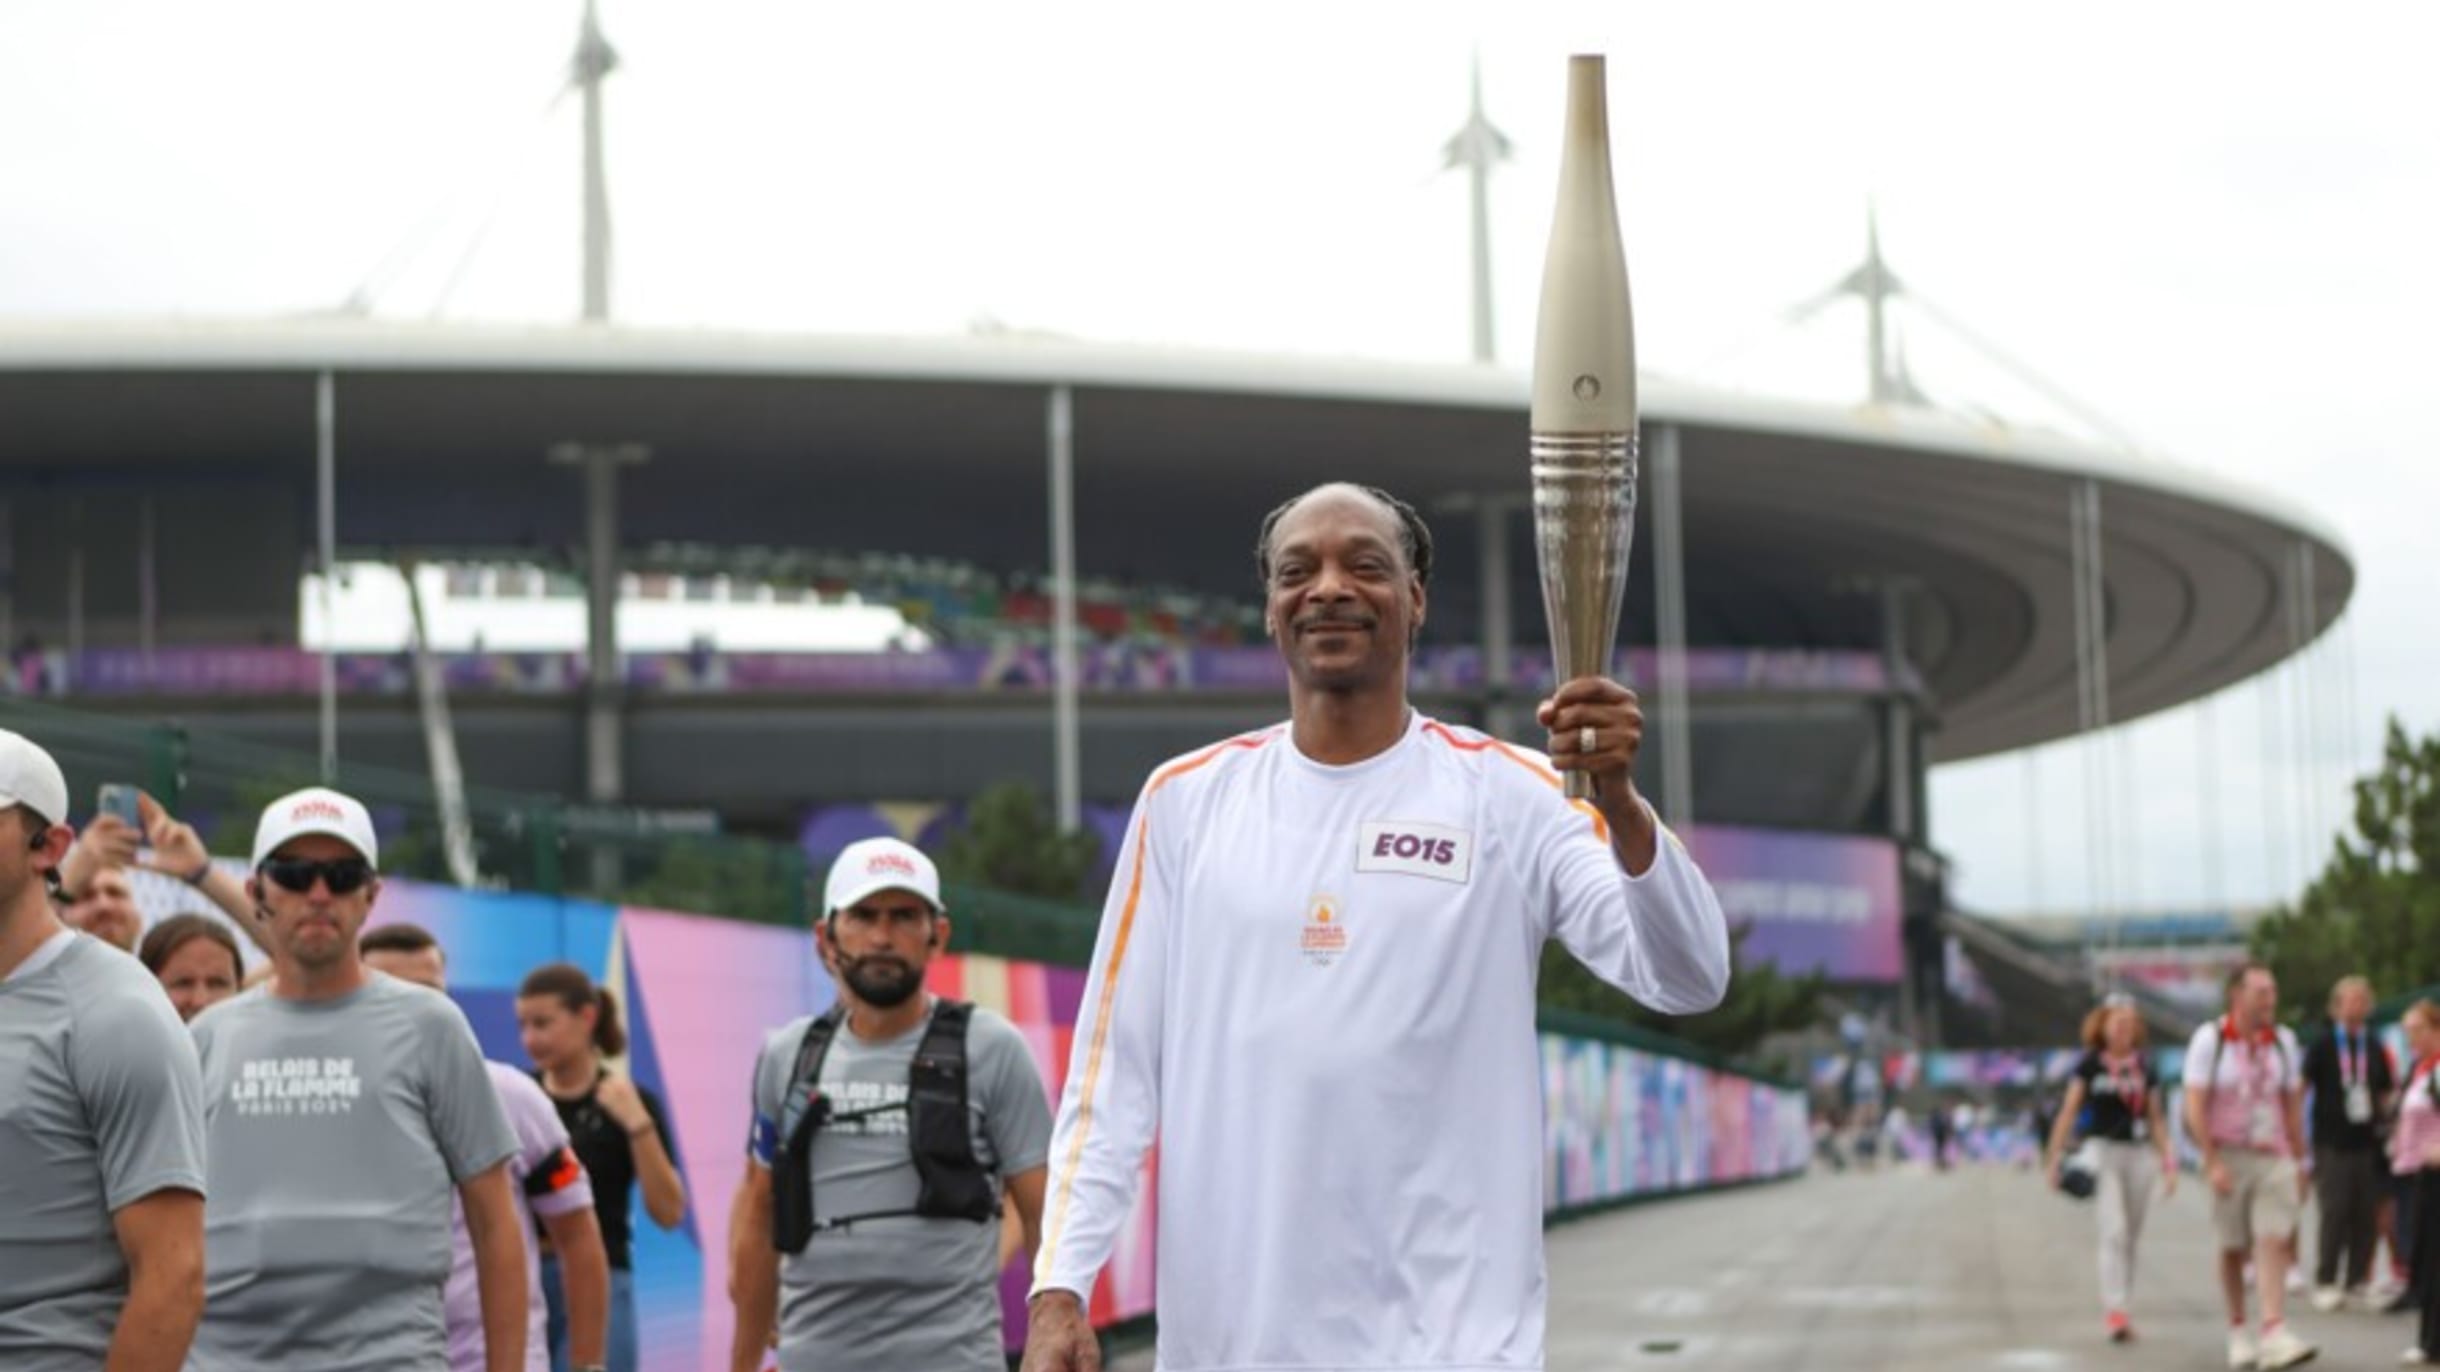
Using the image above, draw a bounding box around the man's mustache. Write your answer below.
[1294,609,1377,634]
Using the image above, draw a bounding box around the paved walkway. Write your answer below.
[1109,1162,2418,1369]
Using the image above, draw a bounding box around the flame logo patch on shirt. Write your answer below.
[1300,894,1349,967]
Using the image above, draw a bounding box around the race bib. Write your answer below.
[1355,822,1474,884]
[2346,1082,2374,1124]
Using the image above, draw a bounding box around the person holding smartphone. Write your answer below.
[56,787,258,949]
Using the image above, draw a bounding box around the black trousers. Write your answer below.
[2413,1169,2440,1356]
[2401,1170,2422,1282]
[2315,1144,2384,1287]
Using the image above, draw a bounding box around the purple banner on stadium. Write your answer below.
[7,644,1904,700]
[1683,824,1903,983]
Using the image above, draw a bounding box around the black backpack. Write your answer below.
[770,999,998,1254]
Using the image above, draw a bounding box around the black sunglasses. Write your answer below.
[259,857,375,895]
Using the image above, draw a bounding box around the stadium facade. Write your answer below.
[0,320,2353,1038]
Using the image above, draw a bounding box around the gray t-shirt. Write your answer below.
[747,1001,1053,1372]
[0,933,207,1371]
[188,972,517,1372]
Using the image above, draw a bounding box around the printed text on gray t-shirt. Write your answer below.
[189,973,517,1372]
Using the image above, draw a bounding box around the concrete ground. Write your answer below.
[1105,1162,2420,1370]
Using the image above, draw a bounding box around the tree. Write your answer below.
[204,773,323,855]
[1537,922,1827,1067]
[2251,717,2440,1020]
[935,782,1102,903]
[623,837,805,925]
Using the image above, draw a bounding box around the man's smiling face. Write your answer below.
[1262,485,1425,696]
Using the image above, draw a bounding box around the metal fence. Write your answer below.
[0,693,831,928]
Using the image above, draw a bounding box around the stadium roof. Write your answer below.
[0,318,2351,761]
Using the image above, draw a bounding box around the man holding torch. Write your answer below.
[1018,472,1727,1370]
[1020,57,1710,1372]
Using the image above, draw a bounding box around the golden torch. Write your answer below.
[1530,54,1638,801]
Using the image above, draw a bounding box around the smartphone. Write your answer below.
[96,783,143,828]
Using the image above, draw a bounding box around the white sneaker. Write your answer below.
[2309,1286,2346,1313]
[2399,1349,2426,1366]
[2230,1330,2258,1369]
[2256,1327,2318,1369]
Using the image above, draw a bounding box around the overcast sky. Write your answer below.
[3,0,2433,917]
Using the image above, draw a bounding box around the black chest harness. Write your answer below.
[770,999,997,1253]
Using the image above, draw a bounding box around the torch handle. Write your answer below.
[1532,428,1638,809]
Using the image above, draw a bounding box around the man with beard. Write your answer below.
[728,838,1052,1372]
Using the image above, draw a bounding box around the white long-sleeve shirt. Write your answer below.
[1032,712,1731,1371]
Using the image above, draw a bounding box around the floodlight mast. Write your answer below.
[1443,54,1512,364]
[574,0,618,323]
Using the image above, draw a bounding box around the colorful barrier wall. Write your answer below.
[1541,1034,1812,1210]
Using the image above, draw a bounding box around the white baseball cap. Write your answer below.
[822,837,943,916]
[251,786,380,867]
[0,728,69,825]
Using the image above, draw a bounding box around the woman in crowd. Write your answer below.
[518,963,686,1372]
[2393,999,2440,1365]
[2045,994,2178,1345]
[135,913,243,1022]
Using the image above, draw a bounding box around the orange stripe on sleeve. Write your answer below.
[1421,720,1611,843]
[1036,732,1272,1277]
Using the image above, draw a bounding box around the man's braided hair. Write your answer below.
[1253,484,1435,590]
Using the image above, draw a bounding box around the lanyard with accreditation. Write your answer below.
[2337,1026,2377,1125]
[2214,1017,2289,1149]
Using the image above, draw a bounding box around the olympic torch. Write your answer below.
[1530,55,1638,801]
